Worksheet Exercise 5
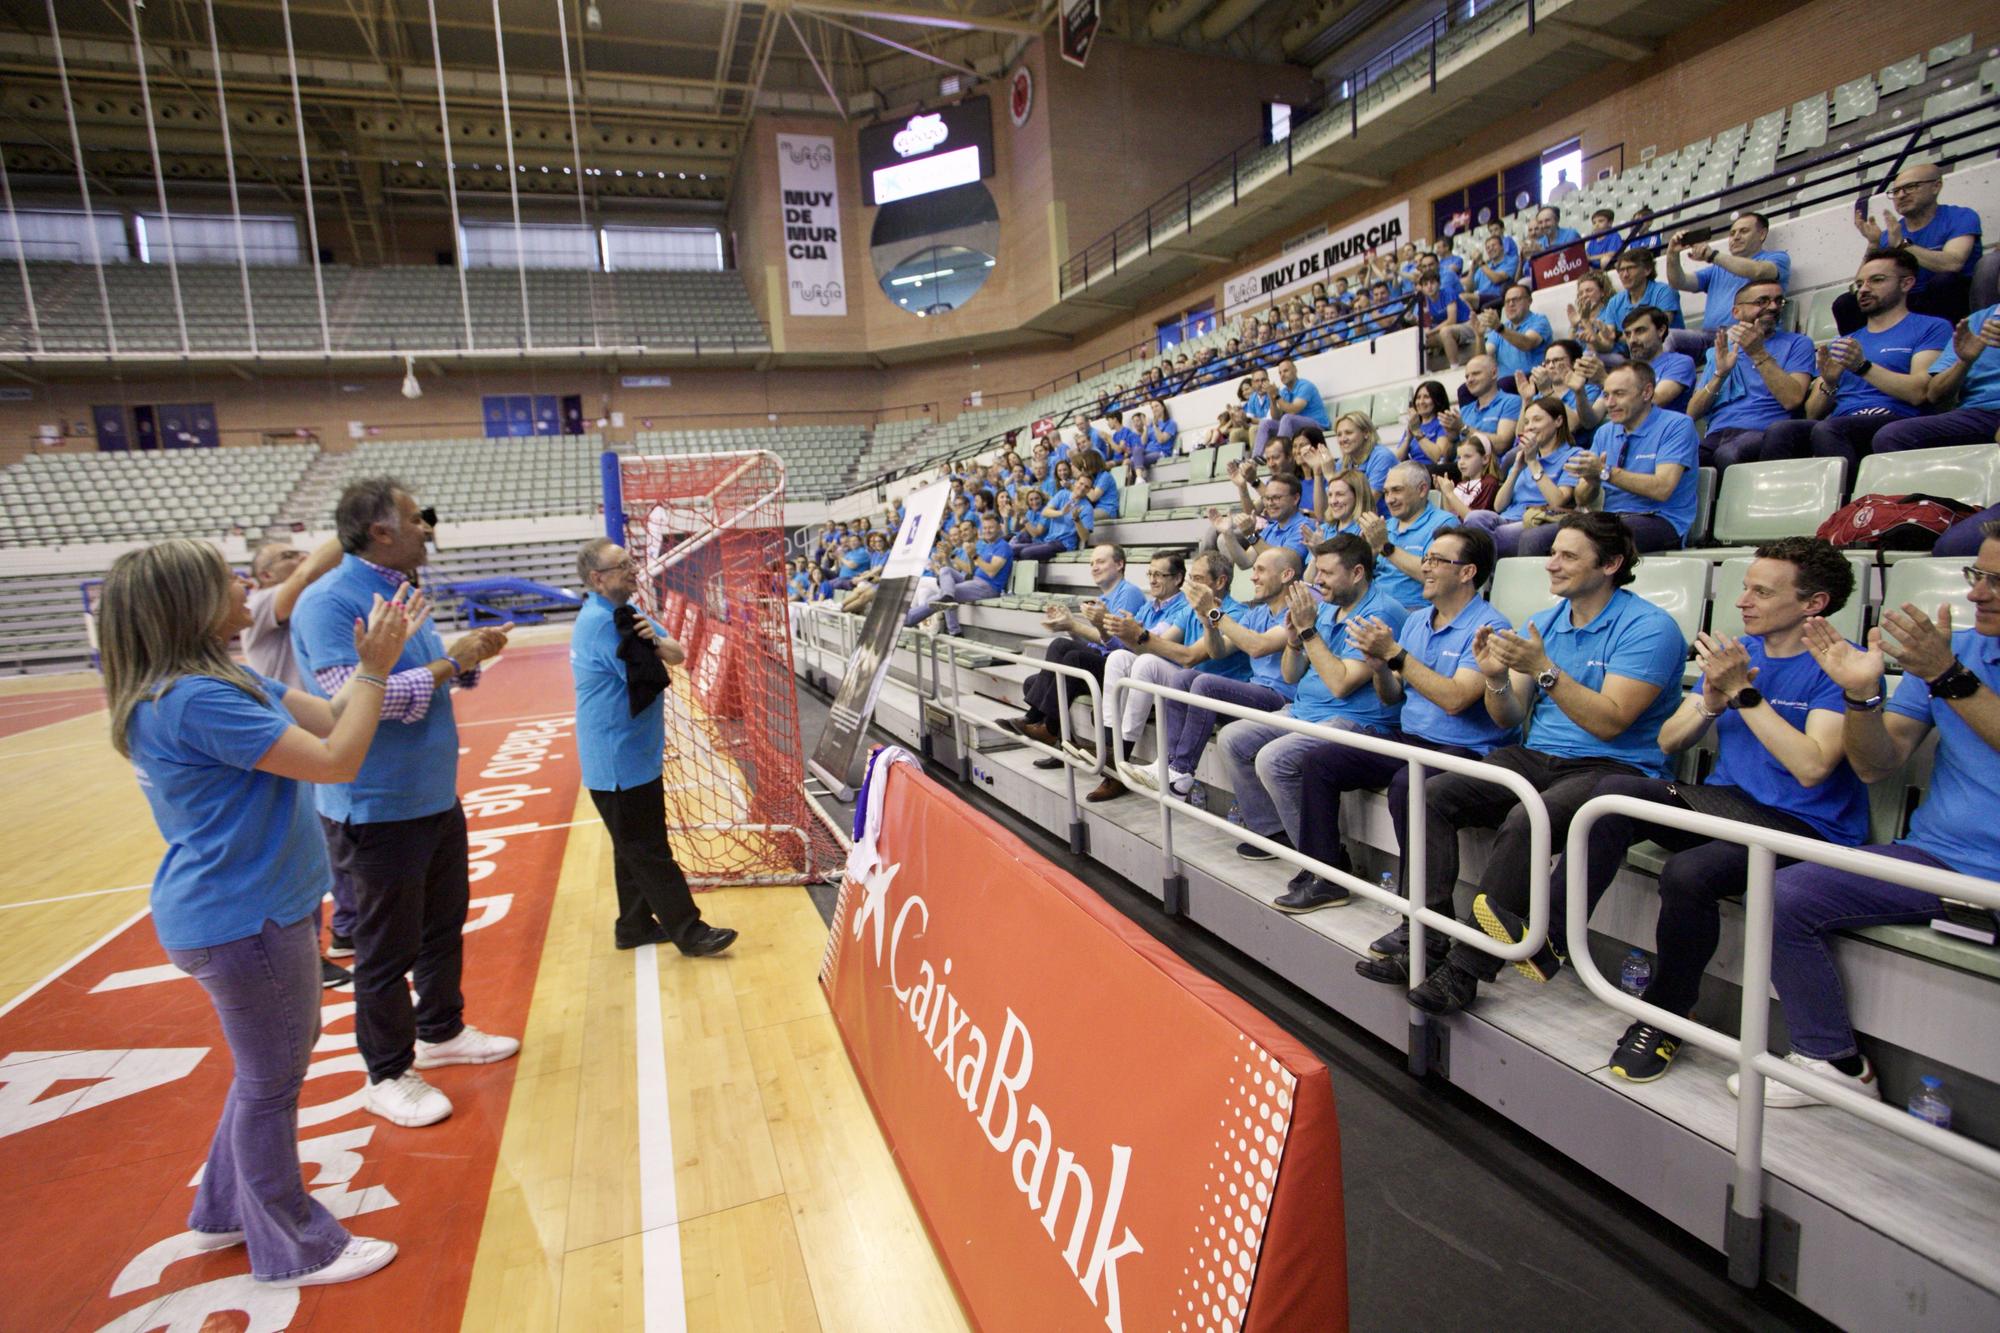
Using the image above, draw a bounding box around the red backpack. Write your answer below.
[1815,493,1979,550]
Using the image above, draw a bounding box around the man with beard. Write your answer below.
[1683,278,1814,474]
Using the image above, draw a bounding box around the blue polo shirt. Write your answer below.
[1101,578,1148,621]
[1040,492,1079,550]
[1701,638,1867,844]
[1495,443,1584,522]
[1693,250,1793,330]
[1233,599,1297,700]
[1292,584,1404,732]
[1280,377,1331,428]
[1464,391,1522,443]
[1605,280,1683,331]
[1833,312,1953,417]
[1644,350,1699,411]
[1134,591,1199,649]
[1596,407,1699,539]
[1585,231,1622,263]
[1246,390,1271,420]
[974,538,1014,590]
[571,592,670,793]
[1259,510,1313,562]
[1406,417,1451,468]
[1695,328,1816,433]
[1531,227,1583,252]
[1375,502,1453,617]
[128,671,331,951]
[1888,628,2000,878]
[1198,597,1255,681]
[1487,311,1554,378]
[1395,597,1519,754]
[1928,302,2000,410]
[1472,254,1520,301]
[1902,204,1983,291]
[292,555,458,824]
[1523,589,1687,777]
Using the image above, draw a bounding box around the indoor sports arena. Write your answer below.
[3,1,2000,1328]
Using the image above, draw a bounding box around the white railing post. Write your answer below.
[1404,757,1433,1074]
[1729,843,1777,1287]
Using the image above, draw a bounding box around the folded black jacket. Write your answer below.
[612,603,673,717]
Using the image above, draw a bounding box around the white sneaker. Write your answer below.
[189,1229,244,1251]
[365,1069,453,1127]
[1119,760,1160,792]
[1728,1052,1880,1108]
[265,1236,398,1289]
[414,1025,521,1069]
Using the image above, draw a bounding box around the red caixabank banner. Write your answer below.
[821,758,1347,1333]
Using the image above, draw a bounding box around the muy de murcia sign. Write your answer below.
[776,133,848,316]
[1222,200,1411,316]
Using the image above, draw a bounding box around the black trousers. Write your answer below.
[329,803,470,1083]
[1021,636,1109,725]
[588,777,702,945]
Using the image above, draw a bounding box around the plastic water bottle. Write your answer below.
[1380,870,1397,899]
[1908,1076,1953,1130]
[1619,949,1652,996]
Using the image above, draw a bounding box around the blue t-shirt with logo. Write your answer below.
[974,538,1015,590]
[1233,599,1297,700]
[1495,443,1584,522]
[1421,290,1471,328]
[1644,350,1699,411]
[1922,301,2000,410]
[1887,628,2000,878]
[1473,253,1520,300]
[1701,638,1867,844]
[1695,328,1817,433]
[572,592,671,792]
[1281,377,1332,428]
[1406,417,1451,468]
[1692,250,1793,330]
[1394,598,1519,753]
[1291,584,1404,732]
[1375,502,1453,618]
[1040,491,1079,549]
[1197,596,1255,680]
[1903,204,1983,291]
[1089,469,1121,521]
[1595,407,1700,539]
[1487,311,1554,379]
[1523,588,1687,777]
[1833,312,1953,418]
[1259,510,1313,562]
[128,671,331,951]
[1605,280,1684,331]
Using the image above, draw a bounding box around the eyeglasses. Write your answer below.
[592,558,636,574]
[1888,181,1937,195]
[1738,295,1784,309]
[1962,566,2000,593]
[1420,554,1473,568]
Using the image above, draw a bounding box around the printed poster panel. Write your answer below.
[777,134,848,317]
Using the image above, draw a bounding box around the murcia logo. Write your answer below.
[893,113,949,158]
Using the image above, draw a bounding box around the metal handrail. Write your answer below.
[1565,793,2000,1285]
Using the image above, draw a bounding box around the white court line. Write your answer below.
[457,711,577,730]
[0,738,102,761]
[0,905,151,1021]
[633,943,687,1333]
[0,881,151,911]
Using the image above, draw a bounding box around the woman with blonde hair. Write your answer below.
[1312,410,1398,511]
[103,538,423,1289]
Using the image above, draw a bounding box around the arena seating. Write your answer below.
[0,444,317,546]
[628,424,868,498]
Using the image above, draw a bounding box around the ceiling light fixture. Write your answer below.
[585,2,602,33]
[401,354,421,400]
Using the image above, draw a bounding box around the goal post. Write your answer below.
[603,449,845,885]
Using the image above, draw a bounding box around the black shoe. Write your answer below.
[1366,921,1451,961]
[1236,832,1292,862]
[615,922,672,951]
[676,924,739,957]
[1032,755,1065,770]
[1356,952,1410,984]
[1609,1021,1682,1083]
[994,717,1028,737]
[326,933,355,958]
[1273,871,1349,914]
[1406,961,1480,1015]
[320,956,353,989]
[1471,893,1565,983]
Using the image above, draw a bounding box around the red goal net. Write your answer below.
[614,450,844,885]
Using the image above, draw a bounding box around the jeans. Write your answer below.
[1769,844,1945,1060]
[1022,636,1109,728]
[1011,538,1073,561]
[1518,511,1680,556]
[1292,735,1415,874]
[1425,746,1646,980]
[1561,775,1823,1016]
[1462,508,1534,558]
[1700,426,1767,474]
[319,815,358,940]
[1758,412,1904,494]
[906,570,999,630]
[328,804,470,1083]
[166,908,351,1281]
[1252,414,1322,452]
[1116,655,1197,743]
[1224,721,1402,843]
[588,777,703,946]
[1870,407,2000,456]
[1936,504,2000,557]
[1165,674,1287,774]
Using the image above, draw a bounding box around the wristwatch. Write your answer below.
[1136,628,1151,647]
[1928,661,1982,700]
[1297,622,1320,643]
[1382,540,1398,557]
[1387,648,1410,672]
[1854,358,1874,378]
[1728,686,1764,710]
[1535,665,1562,691]
[1205,606,1225,626]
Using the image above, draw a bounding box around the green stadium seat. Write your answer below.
[1626,556,1708,645]
[1881,557,1977,623]
[1487,557,1549,631]
[1706,457,1845,547]
[1853,445,2000,510]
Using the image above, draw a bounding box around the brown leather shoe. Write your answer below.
[1085,776,1127,802]
[1021,720,1058,746]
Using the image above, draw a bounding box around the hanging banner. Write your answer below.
[822,757,1350,1332]
[777,134,848,317]
[1060,0,1100,68]
[1221,200,1411,316]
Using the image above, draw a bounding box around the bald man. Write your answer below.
[1841,162,1983,325]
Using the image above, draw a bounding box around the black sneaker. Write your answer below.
[1471,894,1565,983]
[1273,872,1349,914]
[319,957,353,989]
[1236,832,1292,862]
[326,933,355,958]
[1406,960,1479,1015]
[1366,921,1451,961]
[1356,953,1410,984]
[1609,1021,1682,1083]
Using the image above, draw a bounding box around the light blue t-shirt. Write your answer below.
[1524,588,1687,777]
[1374,502,1453,617]
[1464,391,1522,442]
[1198,596,1255,681]
[571,592,669,792]
[1487,311,1554,379]
[1903,204,1983,291]
[975,538,1015,590]
[1040,491,1079,550]
[129,671,331,951]
[1693,250,1793,330]
[1291,583,1404,732]
[1259,510,1313,562]
[292,555,459,824]
[1605,280,1684,331]
[1702,638,1867,844]
[1833,312,1954,418]
[1101,578,1148,622]
[1596,406,1700,539]
[1473,252,1520,299]
[1923,302,2000,410]
[1495,442,1584,523]
[1694,328,1816,433]
[1886,628,2000,879]
[1406,418,1451,468]
[1328,444,1400,511]
[1394,598,1519,753]
[1281,377,1332,428]
[1089,469,1121,521]
[1643,350,1699,411]
[1233,599,1297,700]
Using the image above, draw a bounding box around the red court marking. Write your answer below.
[0,645,581,1331]
[0,687,106,739]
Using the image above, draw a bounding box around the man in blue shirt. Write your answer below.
[1561,538,1868,1082]
[1534,361,1698,556]
[1620,306,1697,412]
[571,539,736,957]
[1745,522,2000,1107]
[1756,249,1952,489]
[1849,162,1983,322]
[1603,248,1683,335]
[1251,358,1331,454]
[1686,278,1816,473]
[1372,512,1687,1012]
[1218,534,1406,862]
[1279,525,1520,917]
[1211,472,1311,570]
[1523,206,1583,258]
[1870,300,2000,472]
[1441,355,1520,458]
[1089,551,1203,800]
[1664,212,1790,359]
[291,478,518,1128]
[1584,208,1623,267]
[998,543,1147,751]
[1482,283,1552,380]
[908,513,1014,635]
[1470,232,1519,310]
[1360,462,1454,619]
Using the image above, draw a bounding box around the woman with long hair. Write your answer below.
[1400,380,1455,471]
[1309,469,1373,538]
[1460,395,1584,557]
[1316,411,1398,511]
[103,539,423,1288]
